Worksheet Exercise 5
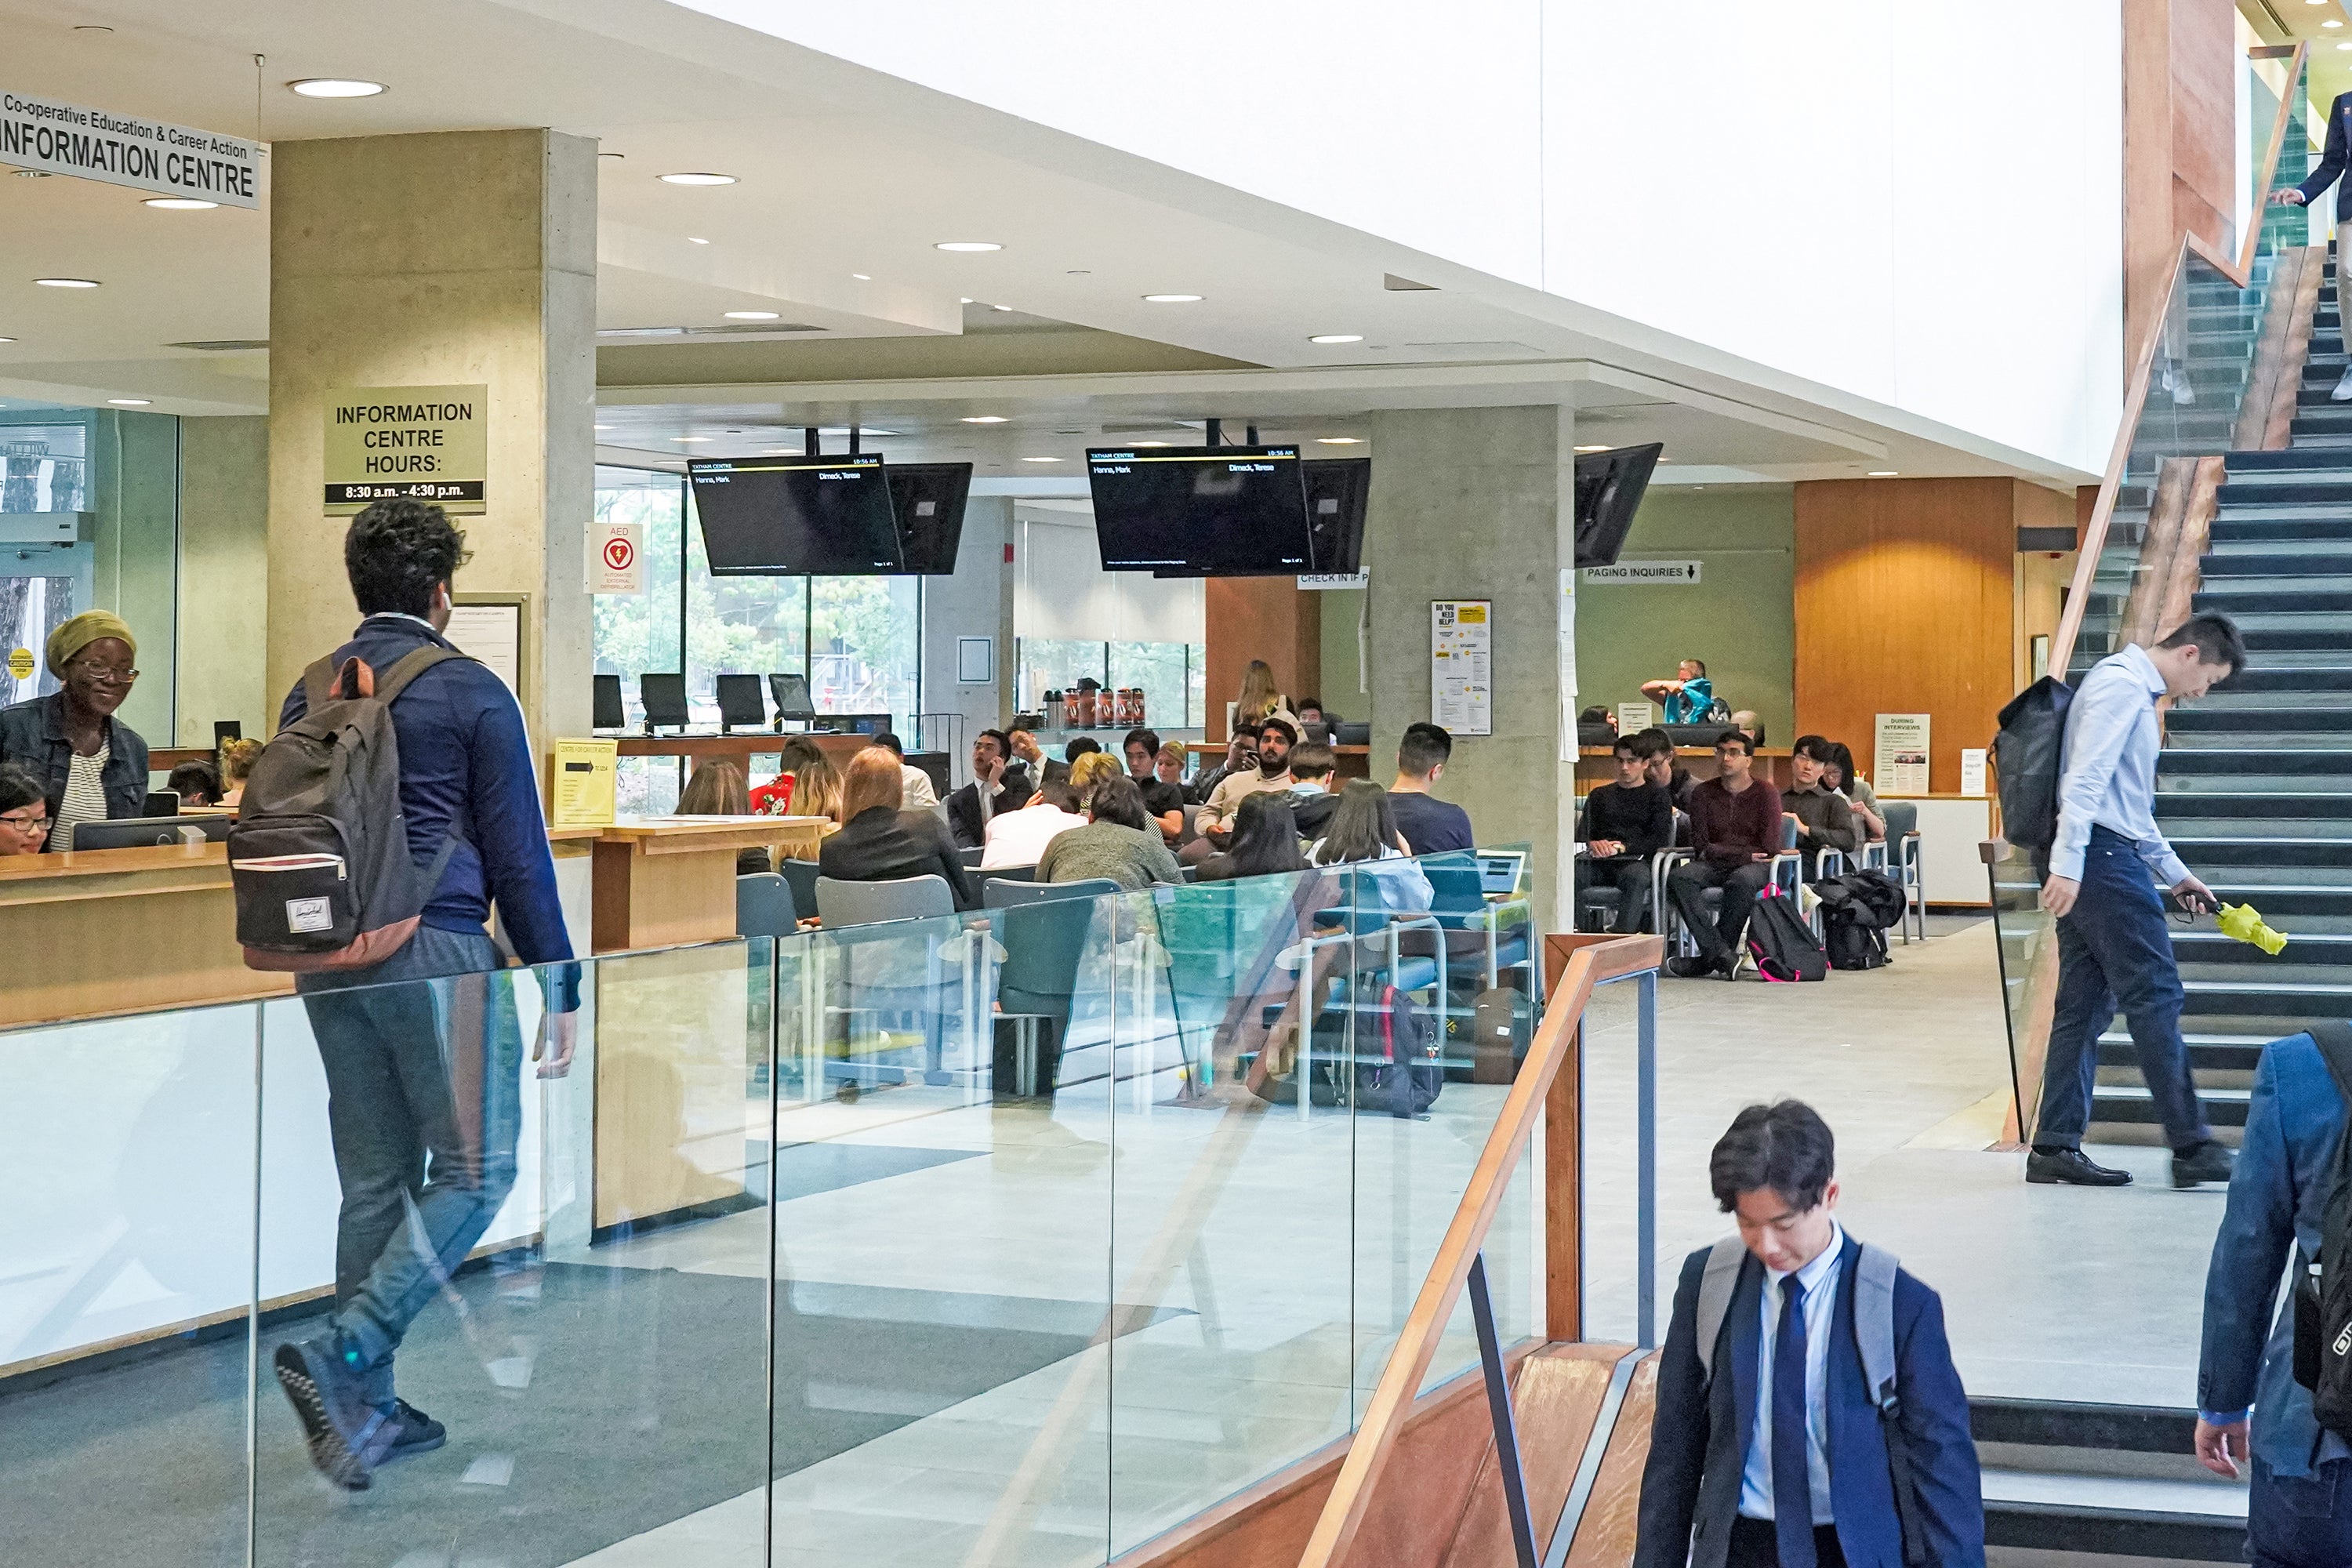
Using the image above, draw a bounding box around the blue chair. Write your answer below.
[1879,800,1925,943]
[811,875,960,1096]
[984,877,1119,908]
[735,871,798,939]
[983,879,1117,1097]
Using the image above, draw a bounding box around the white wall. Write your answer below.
[681,0,2125,475]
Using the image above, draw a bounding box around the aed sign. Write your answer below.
[1,88,260,208]
[593,521,644,595]
[322,386,488,514]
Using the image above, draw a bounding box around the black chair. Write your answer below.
[778,857,822,921]
[984,877,1117,1098]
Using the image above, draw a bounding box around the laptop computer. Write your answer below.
[1477,851,1527,898]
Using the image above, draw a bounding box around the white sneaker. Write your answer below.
[2332,364,2352,401]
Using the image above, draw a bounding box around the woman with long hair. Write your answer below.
[1822,741,1886,843]
[1036,775,1183,890]
[817,746,977,909]
[1196,790,1307,882]
[679,759,768,873]
[1308,779,1432,911]
[1235,659,1287,731]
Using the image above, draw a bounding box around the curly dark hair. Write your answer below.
[344,499,469,619]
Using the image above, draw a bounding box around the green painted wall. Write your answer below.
[1573,486,1795,745]
[1316,586,1365,721]
[90,409,182,745]
[176,416,270,743]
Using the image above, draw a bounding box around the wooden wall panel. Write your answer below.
[2124,0,2239,366]
[1205,578,1320,742]
[1791,477,2019,796]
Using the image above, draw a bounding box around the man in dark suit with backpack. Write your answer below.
[2196,1025,2352,1563]
[258,499,581,1491]
[1637,1100,1984,1567]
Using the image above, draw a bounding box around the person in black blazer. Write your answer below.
[2276,96,2352,401]
[822,746,978,909]
[1637,1101,1982,1568]
[946,728,1034,850]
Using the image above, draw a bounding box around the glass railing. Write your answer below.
[0,846,1552,1566]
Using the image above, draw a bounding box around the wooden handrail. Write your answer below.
[1294,932,1661,1568]
[2049,43,2307,678]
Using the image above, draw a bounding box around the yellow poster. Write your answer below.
[550,739,618,827]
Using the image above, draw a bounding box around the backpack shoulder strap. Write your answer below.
[1853,1243,1901,1411]
[2307,1022,2352,1109]
[1692,1236,1748,1382]
[369,644,469,707]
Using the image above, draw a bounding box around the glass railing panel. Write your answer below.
[771,903,1113,1567]
[250,942,775,1566]
[0,1000,263,1568]
[1104,869,1356,1556]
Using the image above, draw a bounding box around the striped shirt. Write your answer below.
[53,743,110,851]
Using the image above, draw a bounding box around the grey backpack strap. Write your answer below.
[1856,1243,1929,1568]
[1692,1236,1748,1381]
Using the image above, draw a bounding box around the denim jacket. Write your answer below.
[0,693,151,848]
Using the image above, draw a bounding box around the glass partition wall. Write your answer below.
[0,850,1547,1566]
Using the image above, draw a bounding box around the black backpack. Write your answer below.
[1993,677,2075,853]
[1811,870,1908,971]
[2294,1022,2352,1435]
[230,647,467,972]
[1744,883,1828,982]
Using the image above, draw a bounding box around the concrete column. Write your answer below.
[267,129,596,742]
[918,493,1013,787]
[1367,406,1579,932]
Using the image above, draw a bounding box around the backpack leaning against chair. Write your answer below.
[1744,881,1828,982]
[229,646,470,971]
[1811,869,1908,972]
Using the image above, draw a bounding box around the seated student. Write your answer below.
[1036,775,1183,891]
[946,729,1034,849]
[1665,730,1782,980]
[1064,735,1102,765]
[168,758,223,808]
[1195,791,1308,882]
[679,758,771,875]
[1579,703,1618,736]
[1730,709,1766,749]
[1578,734,1674,934]
[1156,738,1192,805]
[1638,725,1698,812]
[982,760,1087,869]
[219,737,263,810]
[1386,722,1474,855]
[1283,740,1341,838]
[1195,715,1301,853]
[753,738,846,863]
[1641,658,1715,724]
[1308,779,1434,912]
[1294,695,1338,741]
[1187,731,1255,806]
[1822,740,1886,843]
[1123,726,1185,840]
[1783,734,1859,869]
[870,731,938,811]
[0,762,50,855]
[819,746,978,910]
[1007,728,1046,775]
[1069,748,1120,800]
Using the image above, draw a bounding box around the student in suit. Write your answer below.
[946,728,1034,850]
[2277,100,2352,401]
[1636,1100,1983,1568]
[821,746,978,909]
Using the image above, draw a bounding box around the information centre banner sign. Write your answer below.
[0,88,260,208]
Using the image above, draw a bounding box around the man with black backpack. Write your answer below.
[2195,1025,2352,1564]
[264,500,580,1491]
[1636,1100,1984,1566]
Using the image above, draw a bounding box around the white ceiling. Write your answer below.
[0,0,2089,492]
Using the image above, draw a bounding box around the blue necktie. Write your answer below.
[1773,1273,1817,1568]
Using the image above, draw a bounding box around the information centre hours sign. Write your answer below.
[322,387,489,515]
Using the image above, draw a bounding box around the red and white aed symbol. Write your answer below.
[603,534,636,573]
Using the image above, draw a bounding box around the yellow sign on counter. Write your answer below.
[550,739,618,827]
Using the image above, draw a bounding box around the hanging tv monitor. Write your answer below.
[1573,442,1663,569]
[1152,456,1366,579]
[1087,444,1313,575]
[887,462,974,575]
[688,453,903,575]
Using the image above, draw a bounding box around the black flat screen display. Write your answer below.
[1573,442,1663,568]
[689,454,903,575]
[1087,445,1312,575]
[887,463,974,574]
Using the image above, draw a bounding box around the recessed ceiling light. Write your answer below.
[1142,293,1203,303]
[2340,39,2352,49]
[851,273,871,281]
[0,336,15,343]
[962,416,1007,423]
[108,397,151,406]
[687,237,710,245]
[143,198,219,210]
[817,426,899,437]
[935,241,1002,252]
[1131,441,1171,448]
[659,172,736,186]
[671,435,713,443]
[1316,437,1363,445]
[34,278,99,289]
[289,78,386,98]
[1573,445,1612,452]
[1308,334,1363,344]
[1022,456,1060,463]
[594,425,613,432]
[723,310,780,321]
[2329,17,2344,25]
[1867,470,1899,477]
[990,303,1013,312]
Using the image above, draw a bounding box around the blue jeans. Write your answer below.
[2252,1459,2352,1567]
[2038,826,2209,1152]
[296,925,523,1406]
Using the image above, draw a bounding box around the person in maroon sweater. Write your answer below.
[1665,730,1784,978]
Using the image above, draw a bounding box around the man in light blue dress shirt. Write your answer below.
[2029,615,2245,1190]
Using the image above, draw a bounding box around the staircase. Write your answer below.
[1976,1398,2247,1565]
[2080,252,2352,1141]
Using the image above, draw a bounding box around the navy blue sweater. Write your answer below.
[281,614,578,1009]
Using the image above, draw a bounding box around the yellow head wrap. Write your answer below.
[45,610,137,678]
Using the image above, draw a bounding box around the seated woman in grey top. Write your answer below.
[1036,775,1183,891]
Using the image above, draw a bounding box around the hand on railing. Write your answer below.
[2270,188,2307,207]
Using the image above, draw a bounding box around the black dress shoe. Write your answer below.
[2172,1140,2236,1189]
[2025,1147,2132,1187]
[1666,955,1722,979]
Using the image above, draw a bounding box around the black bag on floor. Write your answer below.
[1467,985,1534,1083]
[1811,870,1907,971]
[2293,1022,2352,1436]
[1364,984,1443,1117]
[1994,676,2074,855]
[1744,883,1828,982]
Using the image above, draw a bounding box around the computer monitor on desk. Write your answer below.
[593,673,626,731]
[75,815,234,851]
[714,674,767,733]
[639,673,690,734]
[768,673,817,730]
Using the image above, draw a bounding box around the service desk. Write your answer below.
[0,841,292,1029]
[590,815,830,953]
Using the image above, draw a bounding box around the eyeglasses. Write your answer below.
[70,662,138,686]
[0,811,49,833]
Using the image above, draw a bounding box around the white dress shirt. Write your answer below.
[1740,1219,1843,1526]
[899,762,938,811]
[981,802,1085,869]
[2049,643,2188,887]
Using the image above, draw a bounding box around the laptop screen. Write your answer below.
[1478,852,1526,898]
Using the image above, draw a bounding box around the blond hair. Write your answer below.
[1236,659,1282,727]
[840,746,906,819]
[220,737,264,785]
[1069,750,1120,797]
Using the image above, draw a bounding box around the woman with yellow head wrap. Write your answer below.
[0,608,151,850]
